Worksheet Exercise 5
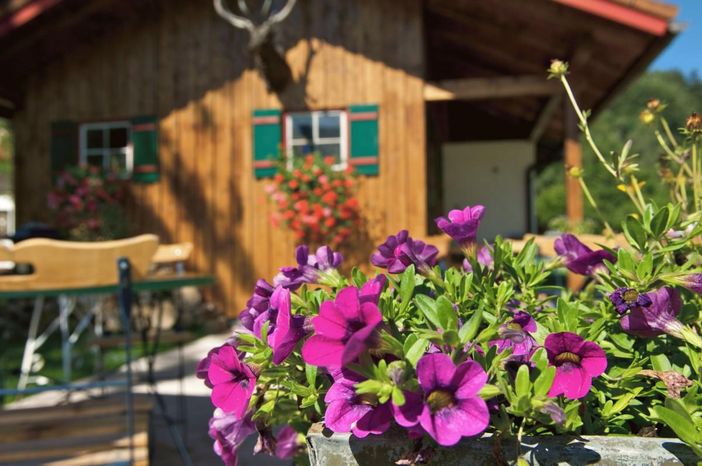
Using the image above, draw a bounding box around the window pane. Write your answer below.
[109,127,128,148]
[87,154,103,168]
[291,114,313,140]
[109,151,128,172]
[87,129,103,149]
[316,143,341,164]
[318,114,340,138]
[291,143,313,158]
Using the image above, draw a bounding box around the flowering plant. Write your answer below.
[199,63,702,465]
[265,154,361,247]
[47,165,128,241]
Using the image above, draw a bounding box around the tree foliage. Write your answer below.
[536,70,702,232]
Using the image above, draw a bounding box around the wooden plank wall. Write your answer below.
[12,0,427,315]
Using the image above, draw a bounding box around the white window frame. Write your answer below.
[284,110,348,171]
[79,121,133,176]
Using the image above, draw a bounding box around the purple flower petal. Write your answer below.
[417,353,456,392]
[452,360,488,399]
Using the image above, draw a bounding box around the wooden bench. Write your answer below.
[0,395,153,465]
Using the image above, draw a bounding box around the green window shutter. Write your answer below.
[252,109,282,179]
[50,120,78,175]
[348,104,379,176]
[130,115,159,183]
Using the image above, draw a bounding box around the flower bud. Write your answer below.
[387,360,408,385]
[646,98,662,112]
[547,59,568,78]
[639,109,655,125]
[686,112,702,134]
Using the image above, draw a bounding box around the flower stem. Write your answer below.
[560,75,618,178]
[660,116,678,148]
[578,177,616,237]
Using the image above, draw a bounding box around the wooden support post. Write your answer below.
[564,100,585,290]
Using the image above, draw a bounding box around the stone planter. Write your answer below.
[306,423,698,465]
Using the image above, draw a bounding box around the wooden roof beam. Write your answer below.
[424,75,560,102]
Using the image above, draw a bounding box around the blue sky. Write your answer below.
[649,0,701,74]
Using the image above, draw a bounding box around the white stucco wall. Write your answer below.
[441,140,535,240]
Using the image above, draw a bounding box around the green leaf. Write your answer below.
[650,206,670,238]
[624,215,647,250]
[459,307,483,344]
[405,338,428,368]
[436,296,458,331]
[399,265,416,313]
[392,386,406,406]
[652,406,702,446]
[415,295,443,329]
[479,384,501,400]
[515,364,531,397]
[533,366,556,397]
[305,364,318,387]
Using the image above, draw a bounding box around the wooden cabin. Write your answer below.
[0,0,678,314]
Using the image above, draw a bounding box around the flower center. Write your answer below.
[427,389,455,413]
[506,322,523,332]
[356,393,379,407]
[554,351,581,365]
[623,289,640,304]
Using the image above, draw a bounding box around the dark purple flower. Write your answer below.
[323,371,393,438]
[371,230,438,274]
[462,245,493,273]
[435,205,485,247]
[679,273,702,294]
[208,345,257,417]
[490,311,537,357]
[208,408,255,466]
[274,245,344,289]
[359,275,387,304]
[308,245,344,271]
[608,287,652,315]
[301,286,382,369]
[274,426,300,459]
[545,332,606,400]
[239,279,275,331]
[409,353,489,446]
[554,234,616,276]
[620,287,684,338]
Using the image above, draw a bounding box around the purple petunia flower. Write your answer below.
[620,287,685,339]
[239,279,275,331]
[208,345,257,417]
[679,273,702,294]
[545,332,607,400]
[323,370,393,438]
[554,234,616,276]
[274,245,344,289]
[274,426,300,459]
[608,287,652,315]
[408,353,490,446]
[301,285,383,369]
[371,230,439,274]
[252,286,305,365]
[463,245,493,273]
[197,342,241,388]
[208,408,255,466]
[435,205,485,247]
[490,311,537,357]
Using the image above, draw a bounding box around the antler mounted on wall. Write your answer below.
[214,0,297,93]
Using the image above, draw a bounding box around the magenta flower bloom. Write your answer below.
[323,371,393,438]
[308,245,344,271]
[274,426,300,459]
[411,353,489,446]
[435,205,485,247]
[620,287,684,338]
[490,311,537,357]
[208,408,255,466]
[545,332,606,400]
[301,286,382,369]
[359,275,387,304]
[208,345,257,417]
[197,342,241,388]
[608,287,652,315]
[274,245,344,290]
[371,230,438,274]
[554,234,616,276]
